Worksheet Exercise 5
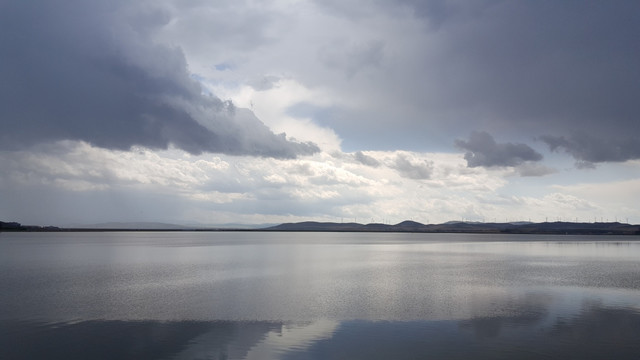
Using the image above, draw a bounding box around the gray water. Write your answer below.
[1,231,639,359]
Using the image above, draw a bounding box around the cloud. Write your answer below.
[390,153,433,179]
[353,151,381,167]
[541,135,640,167]
[0,0,317,158]
[553,178,640,205]
[275,1,640,162]
[456,131,543,168]
[3,1,640,226]
[512,163,556,177]
[0,142,507,225]
[318,39,385,78]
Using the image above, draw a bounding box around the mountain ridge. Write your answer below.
[2,220,639,235]
[264,220,640,235]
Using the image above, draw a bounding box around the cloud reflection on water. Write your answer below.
[2,234,640,359]
[2,302,639,360]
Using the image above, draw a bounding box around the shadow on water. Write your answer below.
[288,303,640,360]
[0,320,281,360]
[2,303,640,360]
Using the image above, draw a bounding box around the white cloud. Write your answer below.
[3,140,639,225]
[550,179,640,222]
[201,78,344,152]
[0,142,513,225]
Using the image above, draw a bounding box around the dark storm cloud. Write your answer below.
[541,135,640,168]
[397,0,640,122]
[318,40,385,78]
[0,0,317,158]
[394,0,497,29]
[416,0,640,164]
[316,1,640,164]
[456,131,542,168]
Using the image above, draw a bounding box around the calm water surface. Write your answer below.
[1,231,639,359]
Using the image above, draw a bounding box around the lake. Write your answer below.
[1,231,639,359]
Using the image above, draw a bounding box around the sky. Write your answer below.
[1,0,640,226]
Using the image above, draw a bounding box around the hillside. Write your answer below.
[2,220,639,235]
[264,221,640,235]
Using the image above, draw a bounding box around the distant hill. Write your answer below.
[0,221,60,231]
[2,219,639,235]
[264,221,640,235]
[265,221,366,232]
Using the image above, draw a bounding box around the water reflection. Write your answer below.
[2,233,640,359]
[2,303,639,360]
